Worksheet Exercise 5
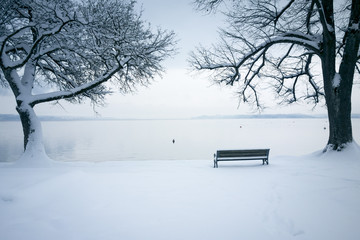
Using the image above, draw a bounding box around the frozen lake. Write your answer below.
[1,118,359,162]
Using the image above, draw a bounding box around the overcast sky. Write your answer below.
[0,0,359,119]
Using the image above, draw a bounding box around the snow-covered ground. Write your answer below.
[1,143,360,240]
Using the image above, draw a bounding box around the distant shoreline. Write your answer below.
[1,113,360,121]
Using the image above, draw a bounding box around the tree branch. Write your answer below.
[28,56,131,106]
[274,0,295,27]
[5,19,78,70]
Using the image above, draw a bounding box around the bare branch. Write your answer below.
[193,0,224,13]
[274,0,295,27]
[305,0,316,34]
[190,0,344,109]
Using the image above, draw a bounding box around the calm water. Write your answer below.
[1,119,359,162]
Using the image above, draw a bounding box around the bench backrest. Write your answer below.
[216,149,269,158]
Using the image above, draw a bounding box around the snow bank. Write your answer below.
[14,147,55,168]
[1,145,359,240]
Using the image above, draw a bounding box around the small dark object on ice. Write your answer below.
[172,139,175,144]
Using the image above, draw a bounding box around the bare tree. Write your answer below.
[190,0,360,151]
[0,0,176,160]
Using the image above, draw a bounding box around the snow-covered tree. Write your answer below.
[0,0,175,161]
[190,0,359,151]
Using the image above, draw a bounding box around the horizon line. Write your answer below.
[1,113,360,121]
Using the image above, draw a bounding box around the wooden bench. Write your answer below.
[213,149,270,168]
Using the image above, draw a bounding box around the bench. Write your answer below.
[213,149,270,168]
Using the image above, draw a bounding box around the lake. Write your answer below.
[1,118,359,162]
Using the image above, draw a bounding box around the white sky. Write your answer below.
[0,0,359,119]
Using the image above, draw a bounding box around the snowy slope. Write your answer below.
[0,143,359,240]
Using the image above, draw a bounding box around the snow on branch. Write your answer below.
[191,34,323,107]
[28,57,128,105]
[192,31,322,76]
[190,0,344,108]
[1,0,176,108]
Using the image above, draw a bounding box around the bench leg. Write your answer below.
[214,160,218,168]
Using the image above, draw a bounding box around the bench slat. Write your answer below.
[217,149,268,156]
[216,156,267,161]
[217,152,268,158]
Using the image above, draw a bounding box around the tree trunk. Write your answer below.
[16,102,46,156]
[321,30,353,151]
[320,0,357,151]
[326,22,360,150]
[17,106,32,151]
[324,78,353,151]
